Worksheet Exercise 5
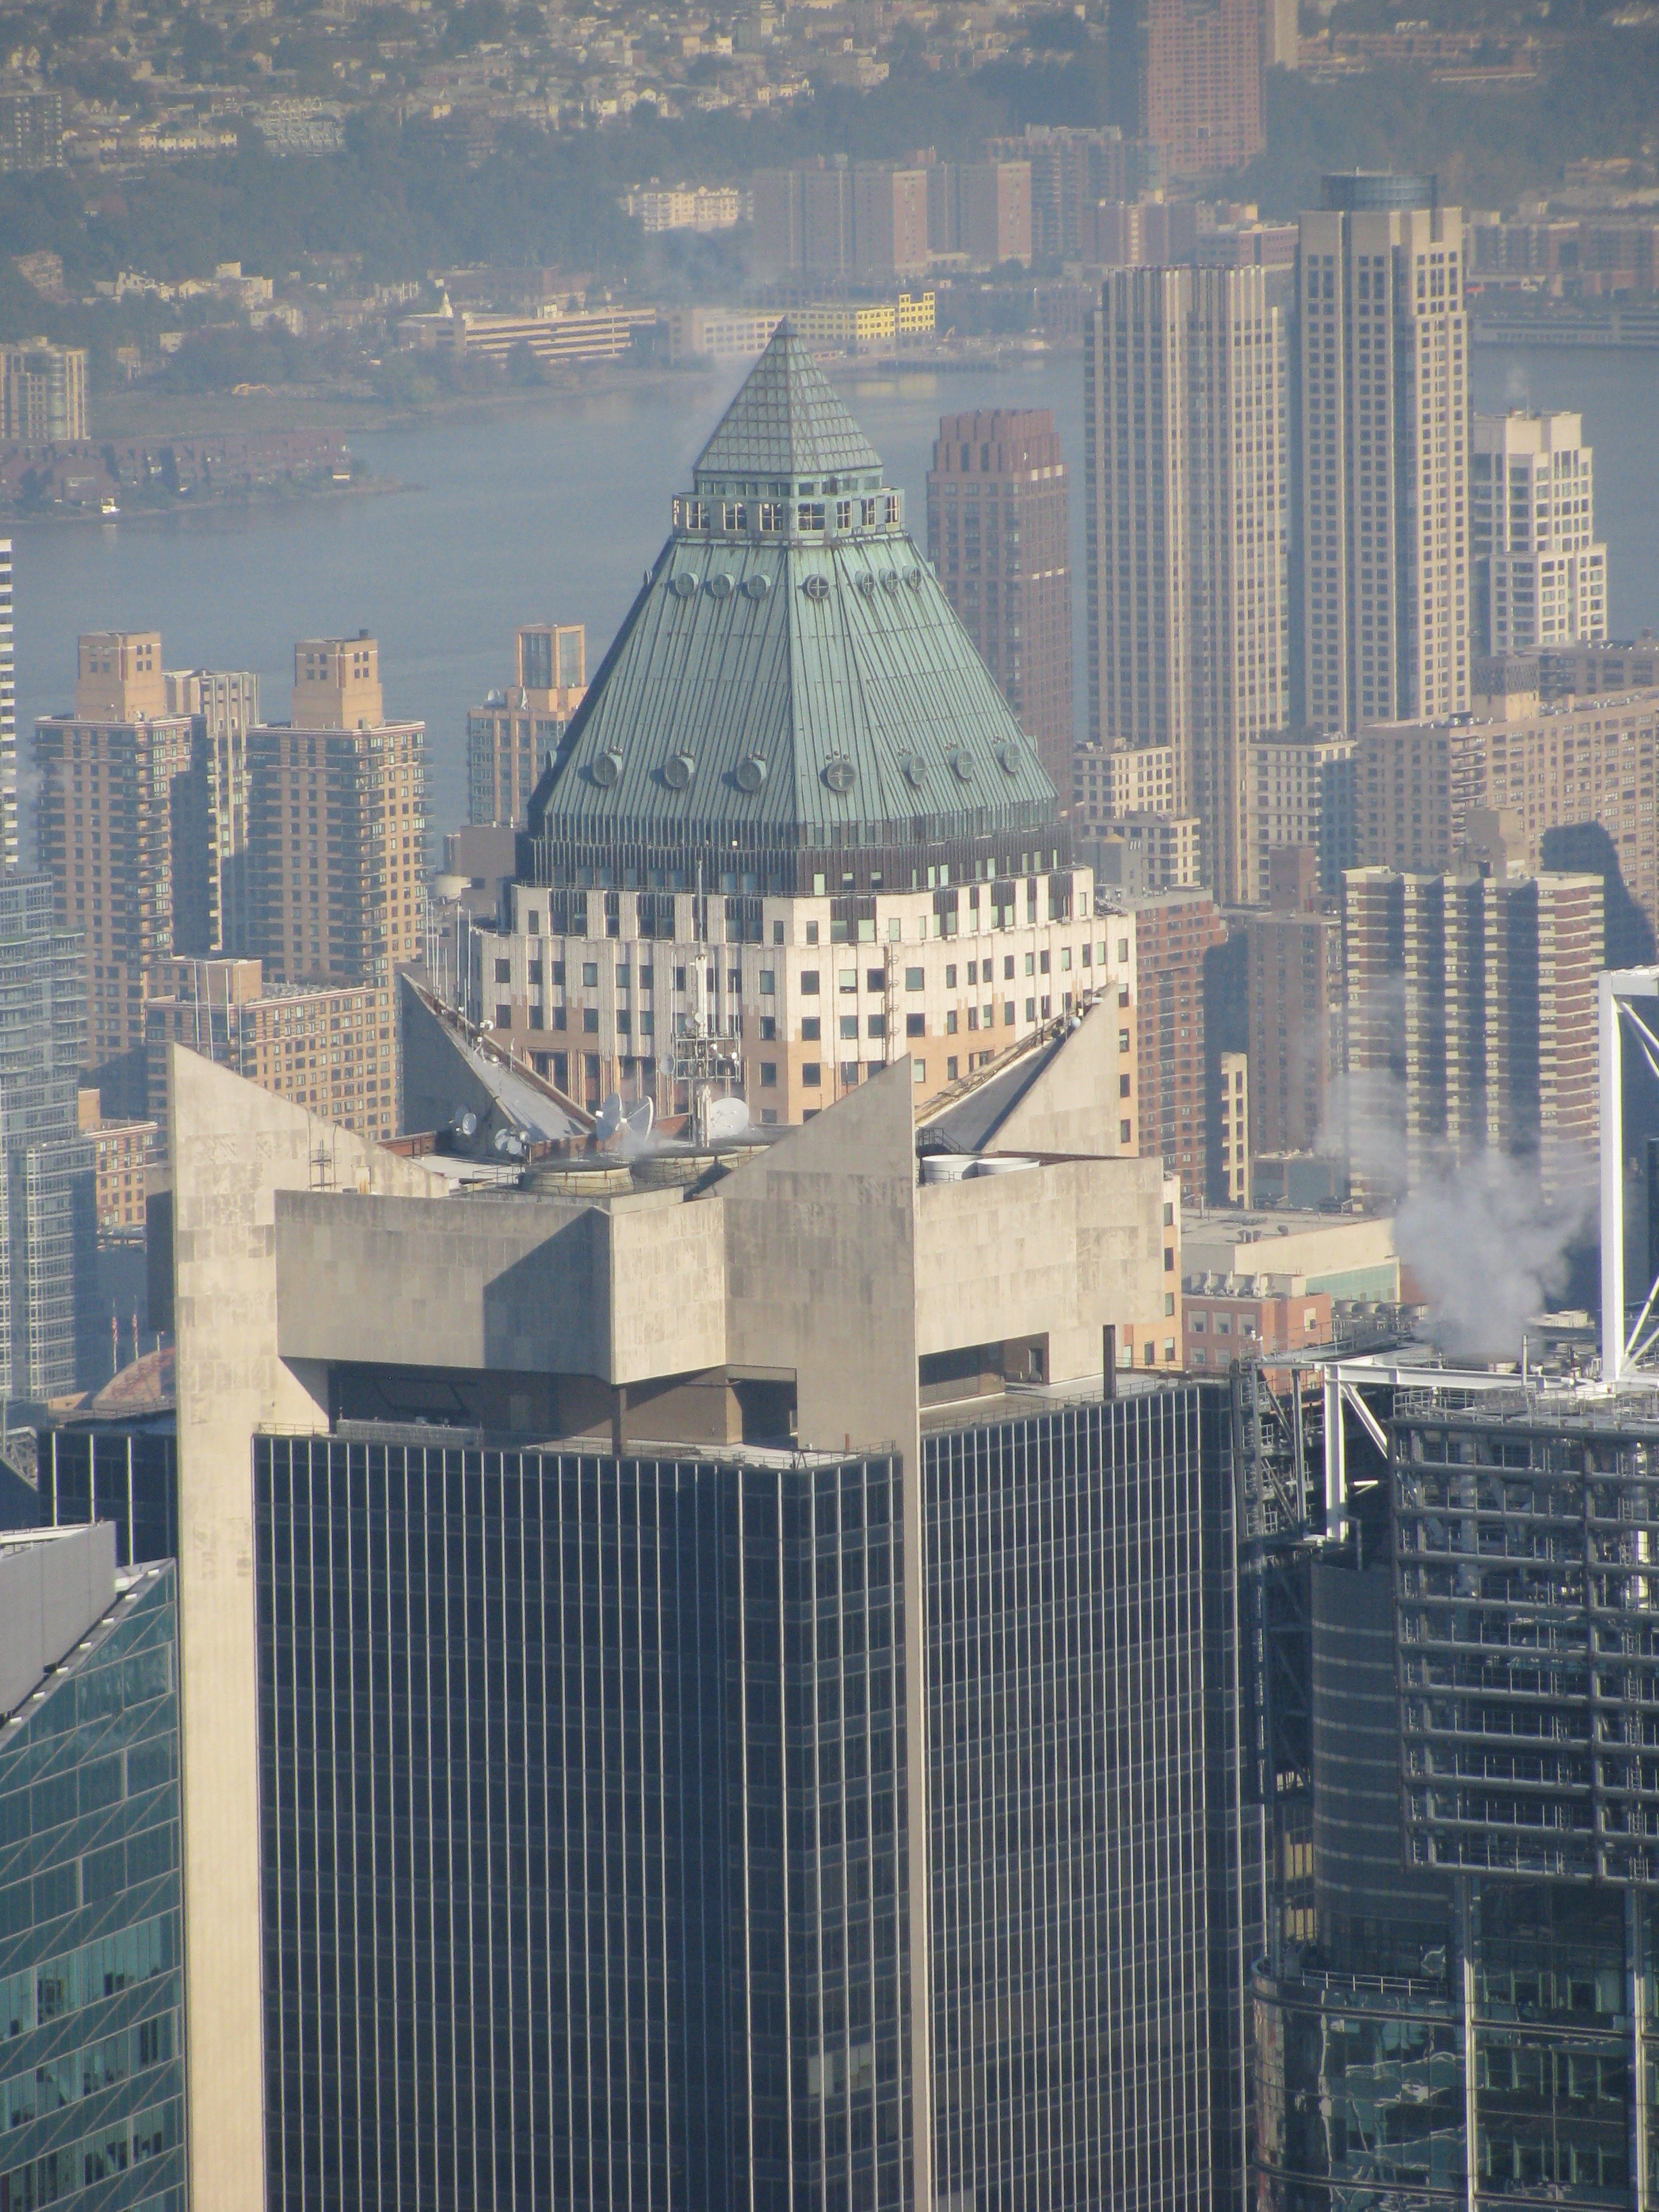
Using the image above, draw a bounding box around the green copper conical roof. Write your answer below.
[527,335,1061,880]
[693,323,883,486]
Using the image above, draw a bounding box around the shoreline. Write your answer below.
[0,474,411,531]
[75,343,1073,448]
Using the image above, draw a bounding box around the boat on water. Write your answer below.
[100,496,120,518]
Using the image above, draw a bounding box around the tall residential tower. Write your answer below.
[926,408,1073,798]
[1298,175,1471,735]
[1473,408,1607,658]
[1085,264,1290,904]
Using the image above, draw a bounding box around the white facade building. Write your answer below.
[1473,408,1607,659]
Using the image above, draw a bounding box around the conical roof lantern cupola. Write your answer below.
[526,324,1065,895]
[691,322,884,486]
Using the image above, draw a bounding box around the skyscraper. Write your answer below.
[1085,264,1290,904]
[1473,408,1607,659]
[0,339,87,443]
[1255,1382,1659,2212]
[1135,0,1265,178]
[927,408,1073,796]
[34,632,206,1109]
[0,874,96,1397]
[0,1527,184,2207]
[1342,864,1603,1197]
[481,329,1101,1126]
[164,663,261,953]
[245,635,427,986]
[163,977,1258,2210]
[1127,886,1229,1205]
[1298,176,1471,735]
[1245,846,1343,1162]
[0,537,14,869]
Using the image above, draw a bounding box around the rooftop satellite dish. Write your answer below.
[450,1109,478,1141]
[596,1092,625,1140]
[705,1095,750,1142]
[626,1097,655,1143]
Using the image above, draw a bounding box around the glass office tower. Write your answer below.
[1253,1401,1659,2211]
[253,1384,1250,2212]
[0,1548,184,2211]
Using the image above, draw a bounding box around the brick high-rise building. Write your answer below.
[988,125,1164,259]
[246,635,427,987]
[34,630,207,1106]
[925,161,1033,266]
[853,161,930,276]
[467,623,587,828]
[927,409,1073,797]
[1085,265,1290,905]
[1128,886,1228,1204]
[1343,865,1603,1199]
[1298,178,1471,735]
[1246,846,1343,1162]
[144,956,398,1147]
[1136,0,1265,179]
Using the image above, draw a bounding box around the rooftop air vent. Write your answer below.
[743,574,771,600]
[801,574,830,602]
[735,754,769,792]
[662,753,696,790]
[998,741,1021,775]
[706,573,734,599]
[949,749,975,783]
[590,751,622,788]
[668,573,697,599]
[901,754,927,787]
[823,756,856,794]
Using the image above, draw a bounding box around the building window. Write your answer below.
[583,1009,598,1033]
[947,1057,959,1080]
[802,1063,821,1087]
[905,967,924,991]
[841,1016,859,1040]
[867,1014,886,1038]
[905,1014,925,1038]
[945,1010,958,1034]
[760,1063,778,1087]
[495,1004,511,1028]
[494,958,511,983]
[801,970,820,995]
[582,962,598,987]
[802,1017,821,1041]
[1120,1074,1131,1098]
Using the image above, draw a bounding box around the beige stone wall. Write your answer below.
[170,1048,443,2210]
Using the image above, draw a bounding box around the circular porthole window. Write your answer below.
[823,756,857,794]
[881,571,903,595]
[706,573,734,599]
[742,574,771,600]
[668,573,698,599]
[905,567,924,591]
[950,749,975,783]
[662,753,696,790]
[998,741,1021,775]
[735,754,769,792]
[901,754,927,788]
[856,572,878,597]
[801,574,831,602]
[590,751,622,789]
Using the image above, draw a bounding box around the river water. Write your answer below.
[9,344,1656,838]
